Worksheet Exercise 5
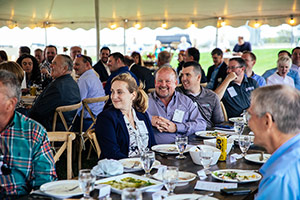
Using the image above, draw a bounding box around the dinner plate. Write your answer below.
[151,144,193,154]
[212,169,262,183]
[40,180,82,198]
[195,130,231,139]
[164,194,218,200]
[229,117,244,123]
[95,173,163,194]
[152,171,197,186]
[119,157,161,172]
[245,153,271,164]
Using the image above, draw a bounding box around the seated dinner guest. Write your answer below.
[147,66,206,144]
[29,55,81,131]
[0,70,56,196]
[16,54,41,89]
[95,73,156,159]
[248,85,300,199]
[267,56,295,87]
[215,57,259,118]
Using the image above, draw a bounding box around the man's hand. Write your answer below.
[151,116,177,133]
[41,68,50,76]
[226,72,237,82]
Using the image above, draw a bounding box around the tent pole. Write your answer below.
[95,0,100,61]
[44,27,48,46]
[123,20,127,55]
[216,27,219,48]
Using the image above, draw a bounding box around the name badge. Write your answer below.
[136,121,148,134]
[227,87,238,98]
[172,109,185,123]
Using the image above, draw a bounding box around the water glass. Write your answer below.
[121,188,142,200]
[162,166,178,195]
[175,135,188,159]
[79,169,96,199]
[200,150,214,174]
[140,150,155,177]
[239,135,251,157]
[234,122,244,134]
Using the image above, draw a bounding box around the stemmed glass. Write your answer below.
[234,122,245,135]
[78,169,96,200]
[140,150,155,177]
[175,135,188,159]
[162,166,179,196]
[200,149,214,174]
[239,134,251,157]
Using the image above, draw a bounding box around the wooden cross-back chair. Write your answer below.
[47,131,76,180]
[78,95,108,170]
[49,101,82,179]
[220,101,228,122]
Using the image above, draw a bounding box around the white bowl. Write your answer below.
[203,139,233,155]
[189,145,221,166]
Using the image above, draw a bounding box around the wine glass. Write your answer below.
[78,169,96,200]
[162,166,178,196]
[121,188,142,200]
[200,149,214,174]
[140,150,155,177]
[239,134,251,157]
[175,135,188,159]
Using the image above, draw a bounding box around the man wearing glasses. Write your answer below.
[248,85,300,199]
[215,57,258,118]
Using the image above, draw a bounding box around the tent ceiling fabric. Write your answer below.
[0,0,299,29]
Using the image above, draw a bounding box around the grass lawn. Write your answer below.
[170,48,293,76]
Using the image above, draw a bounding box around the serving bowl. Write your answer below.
[189,145,221,166]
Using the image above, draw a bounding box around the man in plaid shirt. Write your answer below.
[0,70,57,196]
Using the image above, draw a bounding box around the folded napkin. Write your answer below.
[91,159,123,176]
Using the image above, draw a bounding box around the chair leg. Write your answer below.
[67,135,73,180]
[78,140,83,170]
[87,144,92,160]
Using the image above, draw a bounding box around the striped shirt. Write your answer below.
[0,111,57,195]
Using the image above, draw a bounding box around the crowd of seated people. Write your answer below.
[0,44,300,197]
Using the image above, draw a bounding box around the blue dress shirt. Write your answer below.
[256,134,300,199]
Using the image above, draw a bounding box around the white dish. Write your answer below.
[229,117,244,123]
[189,145,221,166]
[95,173,163,194]
[119,157,161,172]
[164,194,218,200]
[151,144,193,154]
[212,169,262,183]
[152,171,196,186]
[245,153,271,164]
[40,180,82,198]
[195,130,231,139]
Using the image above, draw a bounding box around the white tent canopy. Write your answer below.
[0,0,299,30]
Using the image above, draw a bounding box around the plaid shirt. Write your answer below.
[0,111,57,195]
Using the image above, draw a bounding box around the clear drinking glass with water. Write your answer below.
[175,135,188,159]
[121,188,142,200]
[162,166,178,196]
[79,169,96,200]
[239,135,251,157]
[234,122,244,134]
[200,150,214,174]
[140,150,155,177]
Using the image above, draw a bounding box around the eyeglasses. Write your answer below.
[227,66,242,70]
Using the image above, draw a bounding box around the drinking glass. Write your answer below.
[79,169,96,199]
[140,150,155,177]
[162,166,178,196]
[200,150,214,174]
[234,122,244,134]
[175,135,188,159]
[121,188,142,200]
[239,134,251,157]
